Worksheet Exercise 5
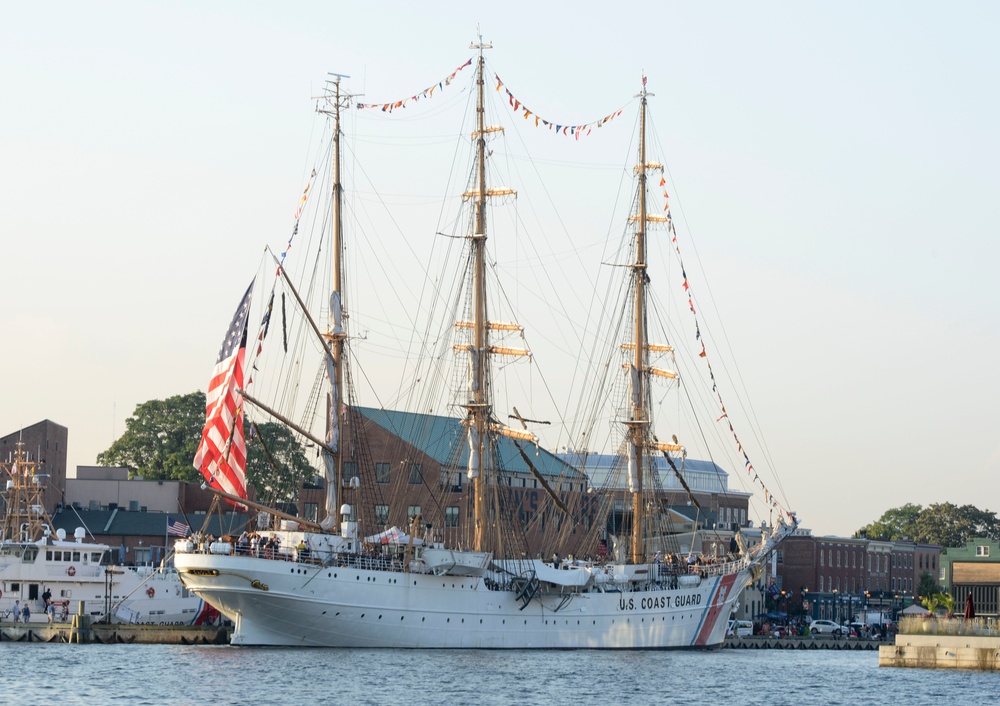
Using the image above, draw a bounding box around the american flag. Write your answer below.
[167,517,190,537]
[193,281,254,501]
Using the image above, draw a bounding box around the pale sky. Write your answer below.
[2,1,998,538]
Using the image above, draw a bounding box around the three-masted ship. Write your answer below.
[174,42,796,648]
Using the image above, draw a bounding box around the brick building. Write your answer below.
[1,420,68,515]
[771,530,941,622]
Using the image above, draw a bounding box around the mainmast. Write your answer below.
[319,73,350,527]
[459,37,528,553]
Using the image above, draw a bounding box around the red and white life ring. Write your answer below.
[146,587,155,598]
[67,566,76,577]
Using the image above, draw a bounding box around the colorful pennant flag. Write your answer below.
[494,74,627,140]
[357,58,473,112]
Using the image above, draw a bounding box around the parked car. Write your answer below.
[808,619,843,636]
[727,620,754,637]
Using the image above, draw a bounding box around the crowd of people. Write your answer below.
[5,588,66,624]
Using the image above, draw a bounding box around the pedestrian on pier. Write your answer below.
[12,600,20,622]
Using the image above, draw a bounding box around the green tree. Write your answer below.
[855,503,923,541]
[916,571,939,601]
[245,420,315,502]
[98,391,315,501]
[920,592,942,614]
[939,591,956,617]
[857,503,1000,547]
[98,391,206,482]
[911,503,1000,547]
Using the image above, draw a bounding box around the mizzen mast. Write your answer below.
[626,80,681,564]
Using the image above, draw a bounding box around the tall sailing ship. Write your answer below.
[174,42,797,648]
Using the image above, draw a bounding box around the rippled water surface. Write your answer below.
[3,642,998,705]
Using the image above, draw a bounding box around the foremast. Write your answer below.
[318,74,350,528]
[626,82,681,564]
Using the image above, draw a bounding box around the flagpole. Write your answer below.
[164,517,169,567]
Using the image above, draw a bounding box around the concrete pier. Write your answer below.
[880,634,1000,670]
[0,620,230,645]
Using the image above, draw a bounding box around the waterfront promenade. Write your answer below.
[725,634,881,650]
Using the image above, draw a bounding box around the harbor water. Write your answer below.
[3,643,999,705]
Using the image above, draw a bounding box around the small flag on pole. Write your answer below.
[167,517,190,537]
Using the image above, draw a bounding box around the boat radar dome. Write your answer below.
[56,528,67,541]
[75,527,86,542]
[340,504,353,517]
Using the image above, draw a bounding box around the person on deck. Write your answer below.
[12,600,21,622]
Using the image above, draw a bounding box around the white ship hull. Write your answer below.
[0,541,218,626]
[175,551,747,648]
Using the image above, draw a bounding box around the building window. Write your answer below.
[303,503,318,522]
[375,462,390,484]
[407,504,422,520]
[939,567,946,582]
[819,576,824,592]
[820,550,824,567]
[343,461,358,482]
[374,504,389,524]
[977,545,990,557]
[408,463,423,485]
[445,506,459,528]
[440,470,461,492]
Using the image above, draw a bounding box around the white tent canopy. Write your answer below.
[364,526,423,546]
[901,603,929,615]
